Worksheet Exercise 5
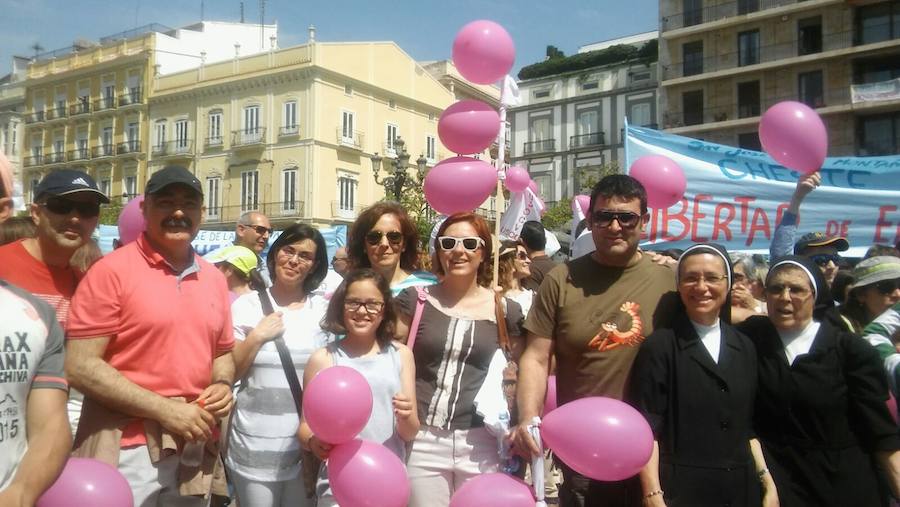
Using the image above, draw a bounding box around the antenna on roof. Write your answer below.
[240,1,244,23]
[259,0,265,49]
[31,43,44,59]
[200,0,205,20]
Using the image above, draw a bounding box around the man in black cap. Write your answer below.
[65,165,235,506]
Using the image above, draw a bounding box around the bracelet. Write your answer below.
[644,489,663,499]
[757,468,770,479]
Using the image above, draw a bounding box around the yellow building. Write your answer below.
[20,21,276,203]
[149,36,488,229]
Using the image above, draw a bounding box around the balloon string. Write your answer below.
[492,103,507,287]
[529,416,545,506]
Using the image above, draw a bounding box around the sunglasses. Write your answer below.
[875,278,900,295]
[365,230,403,246]
[438,236,484,252]
[516,251,529,260]
[40,197,101,218]
[240,224,273,236]
[809,253,841,267]
[591,210,642,229]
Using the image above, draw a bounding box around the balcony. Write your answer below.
[47,152,66,164]
[46,106,68,122]
[336,128,364,150]
[205,136,224,149]
[23,155,43,167]
[118,89,143,107]
[67,148,90,162]
[206,201,304,223]
[116,140,142,156]
[852,78,900,105]
[152,140,195,158]
[93,96,117,112]
[662,0,812,32]
[279,125,300,137]
[331,200,361,220]
[569,132,607,150]
[523,139,556,155]
[231,128,266,148]
[25,111,45,124]
[91,144,116,159]
[69,101,91,117]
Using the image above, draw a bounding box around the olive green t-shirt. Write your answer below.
[524,253,677,404]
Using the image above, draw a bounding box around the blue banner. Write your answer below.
[625,125,900,256]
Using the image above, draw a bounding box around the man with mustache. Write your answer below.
[65,165,236,506]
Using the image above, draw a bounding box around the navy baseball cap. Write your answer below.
[794,231,849,255]
[145,165,203,196]
[35,169,110,203]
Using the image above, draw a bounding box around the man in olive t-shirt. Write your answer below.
[513,175,676,507]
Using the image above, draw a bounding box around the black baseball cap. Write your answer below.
[794,231,849,255]
[145,165,203,196]
[35,169,110,203]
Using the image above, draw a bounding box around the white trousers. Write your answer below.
[406,426,500,507]
[229,469,311,507]
[118,445,209,507]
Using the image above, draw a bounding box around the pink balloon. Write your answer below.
[759,101,828,174]
[527,179,538,197]
[449,472,535,507]
[117,195,146,245]
[574,195,590,217]
[38,457,133,507]
[439,100,501,155]
[329,439,410,507]
[424,156,498,215]
[452,20,515,85]
[505,166,530,193]
[629,155,686,209]
[541,397,653,481]
[304,366,373,445]
[543,375,558,416]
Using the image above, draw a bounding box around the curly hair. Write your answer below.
[320,269,396,346]
[497,240,520,292]
[431,212,493,288]
[346,201,421,271]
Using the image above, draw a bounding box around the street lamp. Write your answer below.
[370,136,428,201]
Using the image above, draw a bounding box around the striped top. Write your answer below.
[225,289,332,482]
[862,301,900,395]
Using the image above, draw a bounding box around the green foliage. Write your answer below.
[518,40,658,81]
[99,197,125,226]
[541,161,623,232]
[541,200,572,232]
[394,180,435,250]
[577,161,621,194]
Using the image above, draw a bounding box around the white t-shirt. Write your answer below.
[225,289,332,482]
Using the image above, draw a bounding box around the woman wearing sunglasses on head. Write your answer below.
[394,212,525,507]
[840,256,900,333]
[738,256,900,506]
[497,240,535,317]
[346,202,437,295]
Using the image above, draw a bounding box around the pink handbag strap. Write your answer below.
[406,286,427,351]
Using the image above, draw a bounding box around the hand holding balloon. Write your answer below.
[307,434,334,461]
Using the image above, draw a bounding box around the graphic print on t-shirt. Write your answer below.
[587,301,645,352]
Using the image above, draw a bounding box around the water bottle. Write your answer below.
[181,439,206,467]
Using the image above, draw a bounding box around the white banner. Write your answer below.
[499,188,545,241]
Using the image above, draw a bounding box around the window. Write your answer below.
[208,111,222,144]
[124,174,137,202]
[31,135,42,161]
[283,168,298,212]
[341,111,355,141]
[799,71,825,108]
[386,124,398,153]
[30,177,40,203]
[682,90,704,126]
[576,110,598,136]
[533,89,550,99]
[283,101,298,133]
[737,81,761,118]
[854,56,900,84]
[206,177,221,218]
[857,1,900,45]
[127,122,139,151]
[53,138,64,161]
[174,119,189,150]
[630,102,652,127]
[682,40,704,77]
[630,71,651,84]
[389,99,396,109]
[428,112,435,121]
[737,132,762,151]
[76,136,88,158]
[737,0,759,15]
[102,82,115,108]
[344,84,353,95]
[338,175,357,214]
[683,0,702,27]
[154,120,167,151]
[243,105,260,133]
[738,30,759,67]
[241,170,259,211]
[858,113,900,155]
[581,81,599,91]
[99,177,111,197]
[101,127,113,156]
[798,17,823,56]
[426,135,436,161]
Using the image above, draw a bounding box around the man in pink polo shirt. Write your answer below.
[65,165,236,506]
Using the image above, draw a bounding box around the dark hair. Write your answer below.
[431,212,493,287]
[660,248,684,261]
[520,221,546,251]
[347,202,421,271]
[0,216,36,245]
[865,244,900,259]
[497,240,520,292]
[265,223,328,295]
[589,174,648,217]
[831,269,854,306]
[321,269,396,346]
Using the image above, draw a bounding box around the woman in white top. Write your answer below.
[497,240,535,317]
[226,224,331,507]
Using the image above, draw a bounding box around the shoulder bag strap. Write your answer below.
[406,286,427,351]
[257,289,303,419]
[495,292,511,356]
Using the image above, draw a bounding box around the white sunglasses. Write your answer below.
[437,236,485,252]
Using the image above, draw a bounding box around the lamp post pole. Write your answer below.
[370,136,428,202]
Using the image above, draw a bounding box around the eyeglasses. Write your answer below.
[344,299,385,314]
[809,253,841,267]
[875,278,900,295]
[365,230,403,246]
[240,224,273,236]
[765,283,812,298]
[40,197,101,218]
[680,273,728,286]
[438,236,485,252]
[516,251,529,260]
[591,210,642,229]
[278,246,316,264]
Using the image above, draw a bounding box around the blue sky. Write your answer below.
[0,0,658,78]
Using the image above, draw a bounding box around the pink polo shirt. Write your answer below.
[67,233,234,446]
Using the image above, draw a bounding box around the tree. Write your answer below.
[541,161,622,233]
[99,197,126,226]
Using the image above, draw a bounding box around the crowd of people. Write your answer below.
[0,158,899,507]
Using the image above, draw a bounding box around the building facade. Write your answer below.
[0,57,28,191]
[509,32,659,207]
[659,0,900,156]
[20,21,276,204]
[148,37,461,229]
